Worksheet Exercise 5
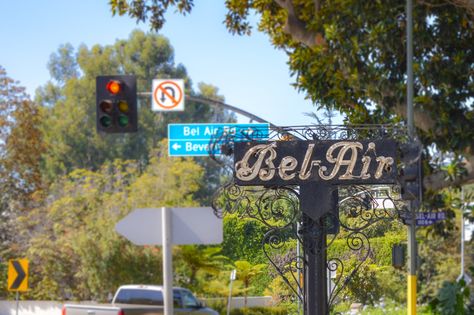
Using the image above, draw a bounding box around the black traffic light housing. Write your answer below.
[96,75,137,133]
[398,141,423,208]
[392,244,405,269]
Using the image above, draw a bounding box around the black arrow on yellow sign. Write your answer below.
[11,261,26,289]
[8,259,28,291]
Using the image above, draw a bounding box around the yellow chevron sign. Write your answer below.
[8,259,28,292]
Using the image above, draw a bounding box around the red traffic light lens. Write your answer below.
[106,80,122,94]
[100,100,113,113]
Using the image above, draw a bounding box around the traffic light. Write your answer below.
[392,244,405,269]
[398,141,423,206]
[96,75,137,133]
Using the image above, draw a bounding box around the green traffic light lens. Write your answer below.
[100,116,112,128]
[100,100,113,113]
[118,115,129,127]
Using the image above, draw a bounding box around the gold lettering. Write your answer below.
[359,156,371,179]
[374,156,394,179]
[235,144,277,181]
[319,142,363,180]
[298,144,321,180]
[279,156,298,180]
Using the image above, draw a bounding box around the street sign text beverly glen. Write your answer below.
[168,123,269,157]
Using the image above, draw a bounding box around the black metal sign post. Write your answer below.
[300,183,337,315]
[304,211,328,315]
[232,139,398,315]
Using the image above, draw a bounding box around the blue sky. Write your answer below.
[0,0,325,126]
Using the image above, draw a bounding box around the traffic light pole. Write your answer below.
[406,0,417,314]
[137,92,278,128]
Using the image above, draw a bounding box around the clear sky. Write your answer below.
[0,0,324,126]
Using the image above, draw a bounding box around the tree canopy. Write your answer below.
[110,0,474,194]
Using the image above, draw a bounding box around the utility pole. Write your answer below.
[406,0,417,314]
[460,187,465,278]
[458,187,473,285]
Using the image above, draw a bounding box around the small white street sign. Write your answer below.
[230,269,236,281]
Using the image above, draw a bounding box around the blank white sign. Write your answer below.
[115,207,222,245]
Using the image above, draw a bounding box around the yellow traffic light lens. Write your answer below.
[118,100,129,113]
[106,80,122,94]
[100,100,113,113]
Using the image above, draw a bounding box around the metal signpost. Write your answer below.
[227,269,237,315]
[116,207,222,315]
[168,123,269,156]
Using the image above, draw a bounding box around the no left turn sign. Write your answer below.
[152,79,185,111]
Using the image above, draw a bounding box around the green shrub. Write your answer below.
[428,279,472,315]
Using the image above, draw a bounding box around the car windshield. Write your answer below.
[114,289,163,305]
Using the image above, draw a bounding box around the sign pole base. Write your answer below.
[15,291,19,315]
[407,275,417,315]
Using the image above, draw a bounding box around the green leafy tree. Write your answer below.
[174,245,229,292]
[234,260,267,307]
[0,66,44,206]
[222,213,269,264]
[264,270,295,305]
[19,141,205,300]
[0,67,44,286]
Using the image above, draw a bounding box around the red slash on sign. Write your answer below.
[152,79,184,111]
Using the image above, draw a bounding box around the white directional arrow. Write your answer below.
[172,143,182,150]
[243,127,254,135]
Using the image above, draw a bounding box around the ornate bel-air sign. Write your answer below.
[234,140,397,186]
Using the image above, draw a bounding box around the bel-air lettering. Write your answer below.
[234,141,395,185]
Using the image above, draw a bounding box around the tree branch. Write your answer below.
[447,0,474,19]
[378,95,474,191]
[274,0,325,48]
[424,155,474,191]
[393,103,436,133]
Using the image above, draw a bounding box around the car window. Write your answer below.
[114,289,163,305]
[173,289,182,308]
[181,290,199,308]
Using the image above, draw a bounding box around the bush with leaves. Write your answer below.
[429,279,472,315]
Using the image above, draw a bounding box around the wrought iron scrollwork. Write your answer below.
[263,224,304,301]
[211,182,305,303]
[212,183,299,229]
